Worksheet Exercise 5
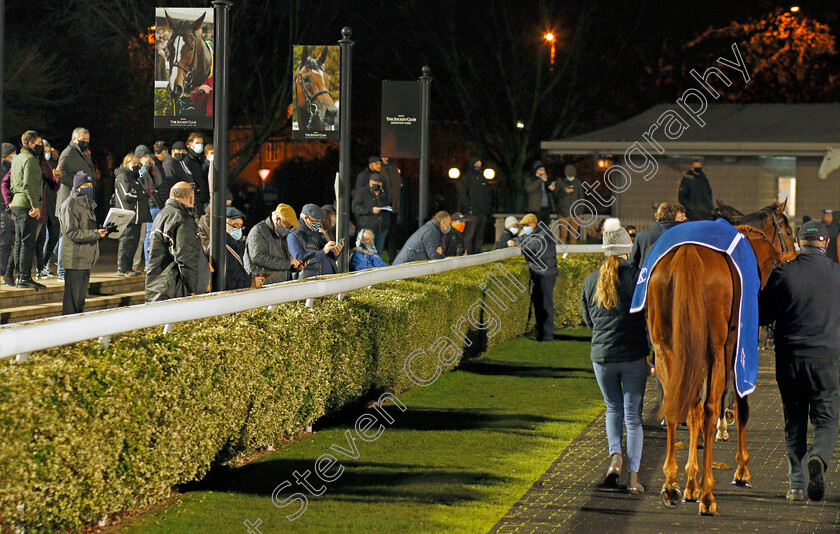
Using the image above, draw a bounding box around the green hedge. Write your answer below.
[0,254,602,532]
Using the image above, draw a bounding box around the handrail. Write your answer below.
[0,245,604,359]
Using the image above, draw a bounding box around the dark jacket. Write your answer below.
[379,160,402,213]
[354,166,374,193]
[459,160,492,216]
[57,143,95,217]
[824,219,840,263]
[678,170,713,220]
[524,174,558,212]
[0,160,10,210]
[114,166,152,224]
[581,259,650,363]
[9,147,41,210]
[186,151,209,210]
[759,247,840,360]
[352,187,390,234]
[43,157,59,223]
[224,233,251,290]
[556,177,584,217]
[518,227,558,278]
[138,164,164,210]
[57,193,100,270]
[244,216,293,281]
[628,219,682,268]
[442,228,466,257]
[162,155,194,188]
[288,219,338,279]
[496,228,517,250]
[145,198,205,302]
[393,220,444,265]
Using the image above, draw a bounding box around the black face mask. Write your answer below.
[173,152,186,162]
[77,141,89,152]
[693,167,702,173]
[371,183,381,192]
[33,144,44,156]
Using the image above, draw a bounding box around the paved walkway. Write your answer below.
[491,352,840,533]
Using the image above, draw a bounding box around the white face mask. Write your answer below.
[510,227,519,235]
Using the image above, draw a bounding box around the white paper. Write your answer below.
[104,208,135,239]
[378,206,394,212]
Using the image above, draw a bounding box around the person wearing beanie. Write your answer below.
[581,217,649,494]
[556,163,583,244]
[497,215,520,249]
[458,156,493,254]
[524,160,558,226]
[56,127,94,281]
[759,220,840,502]
[354,156,383,195]
[517,212,558,341]
[162,140,194,192]
[57,171,108,313]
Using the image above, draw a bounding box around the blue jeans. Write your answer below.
[57,231,64,278]
[373,231,387,256]
[592,358,648,472]
[144,207,162,267]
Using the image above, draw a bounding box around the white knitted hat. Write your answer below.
[602,218,632,256]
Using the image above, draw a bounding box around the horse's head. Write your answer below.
[711,199,744,223]
[818,146,840,180]
[736,200,797,263]
[165,10,206,99]
[295,46,338,128]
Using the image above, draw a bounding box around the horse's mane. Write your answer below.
[735,203,785,229]
[735,225,769,241]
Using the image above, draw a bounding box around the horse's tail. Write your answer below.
[664,245,708,423]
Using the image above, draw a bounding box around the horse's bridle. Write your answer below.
[172,38,207,95]
[770,212,789,254]
[296,71,331,129]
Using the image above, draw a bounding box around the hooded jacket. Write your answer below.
[458,157,492,216]
[58,192,100,270]
[678,169,714,220]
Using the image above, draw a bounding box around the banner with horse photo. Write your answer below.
[154,7,215,129]
[292,45,340,141]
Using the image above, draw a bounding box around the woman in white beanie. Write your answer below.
[496,215,520,249]
[580,218,650,493]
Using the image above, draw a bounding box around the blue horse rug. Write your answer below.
[630,219,760,397]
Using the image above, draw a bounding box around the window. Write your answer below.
[778,177,796,217]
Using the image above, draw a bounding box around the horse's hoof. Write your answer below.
[683,491,700,503]
[731,478,752,488]
[660,487,682,508]
[699,504,718,516]
[715,429,729,441]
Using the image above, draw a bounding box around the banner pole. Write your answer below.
[211,0,232,291]
[418,65,432,228]
[337,27,353,273]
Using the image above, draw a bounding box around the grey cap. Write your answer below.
[301,203,326,220]
[1,143,15,158]
[369,173,384,182]
[134,144,152,157]
[601,217,633,256]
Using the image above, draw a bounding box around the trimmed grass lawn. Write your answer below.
[118,330,604,533]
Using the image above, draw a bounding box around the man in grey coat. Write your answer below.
[244,203,303,286]
[56,127,94,280]
[58,172,108,314]
[392,211,450,265]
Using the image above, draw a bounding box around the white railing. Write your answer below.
[0,245,603,360]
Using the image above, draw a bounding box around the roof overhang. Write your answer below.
[541,141,834,157]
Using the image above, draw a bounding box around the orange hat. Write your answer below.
[519,213,538,226]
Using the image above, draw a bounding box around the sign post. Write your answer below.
[418,65,432,228]
[210,0,232,292]
[337,27,353,273]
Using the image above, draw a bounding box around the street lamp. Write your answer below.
[483,168,495,180]
[448,168,460,179]
[544,32,556,68]
[790,6,800,12]
[258,168,270,191]
[515,120,525,129]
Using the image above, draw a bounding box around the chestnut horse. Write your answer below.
[649,201,795,515]
[294,46,338,131]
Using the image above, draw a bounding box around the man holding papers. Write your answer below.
[352,173,391,255]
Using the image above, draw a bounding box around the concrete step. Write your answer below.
[0,290,146,324]
[0,275,145,309]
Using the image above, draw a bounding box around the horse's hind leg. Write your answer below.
[661,420,682,507]
[732,393,751,486]
[684,402,703,502]
[699,362,724,516]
